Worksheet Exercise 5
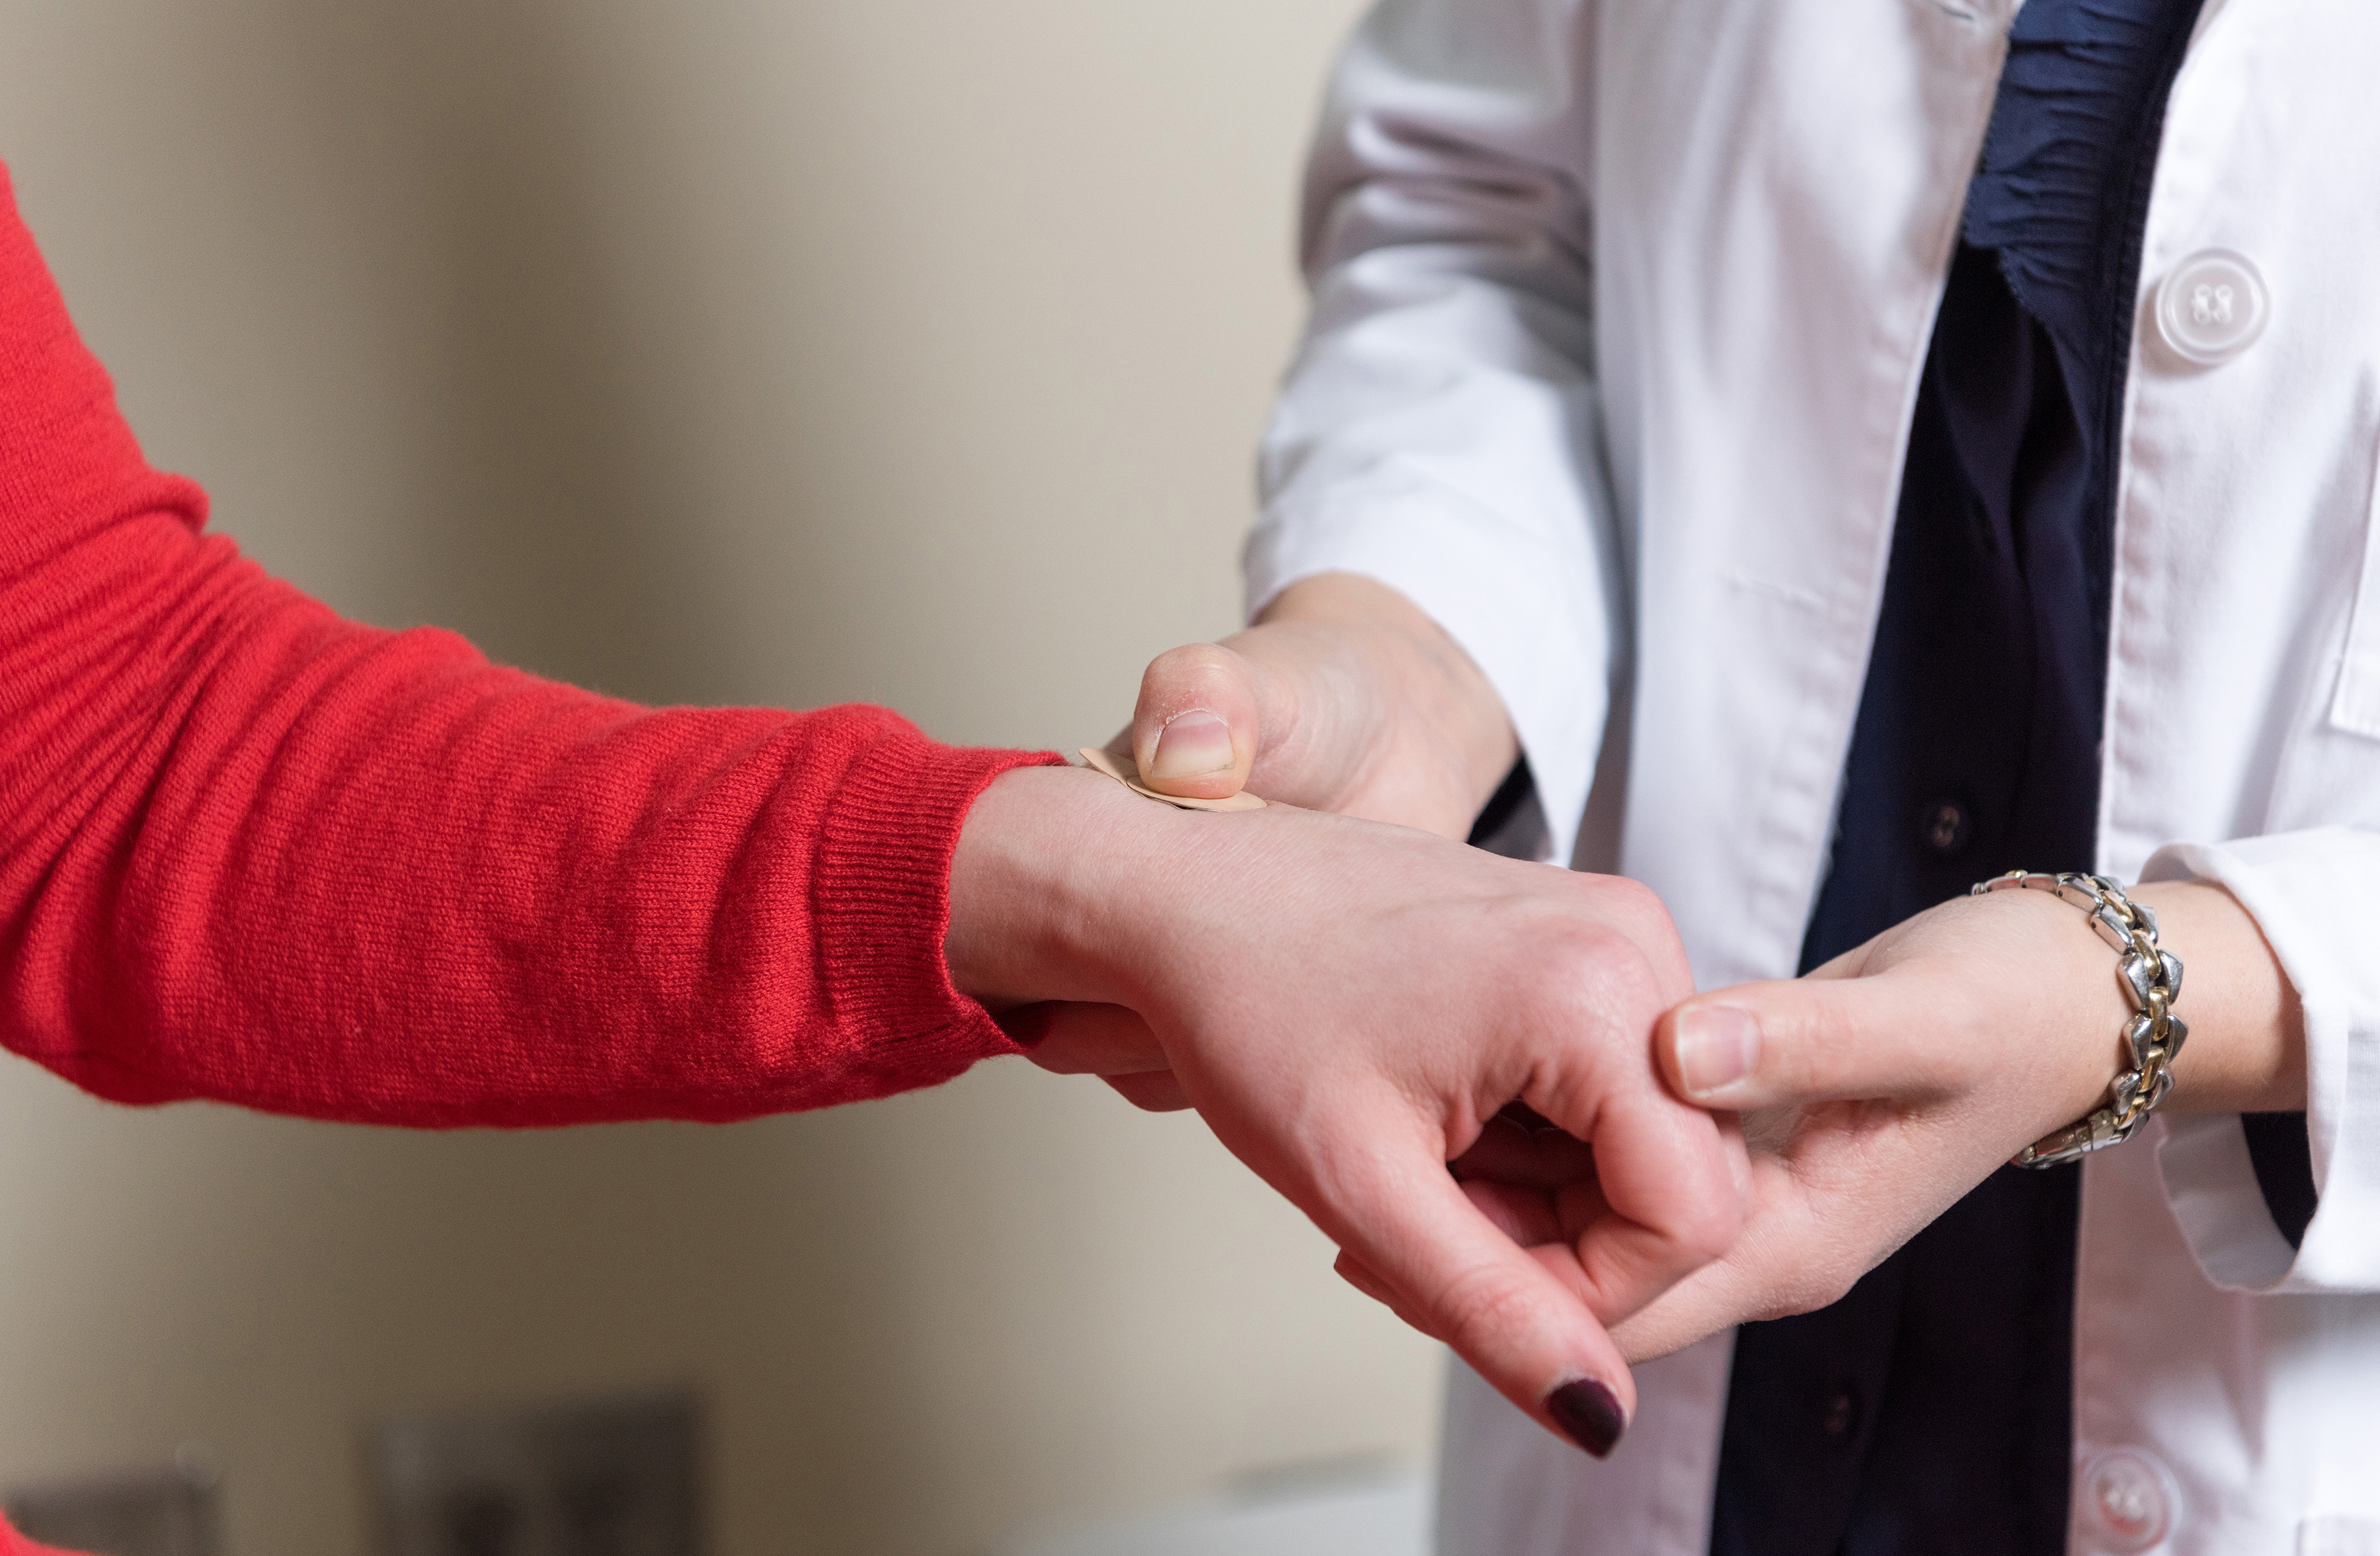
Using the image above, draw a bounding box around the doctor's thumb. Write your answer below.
[1130,642,1260,800]
[1660,978,1921,1111]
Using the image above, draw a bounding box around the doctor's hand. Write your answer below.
[1542,878,2307,1362]
[1117,572,1519,838]
[946,763,1745,1456]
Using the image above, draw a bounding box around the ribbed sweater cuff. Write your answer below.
[813,730,1065,1097]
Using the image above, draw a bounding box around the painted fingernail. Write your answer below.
[1148,710,1234,781]
[1546,1378,1626,1458]
[1674,1005,1759,1099]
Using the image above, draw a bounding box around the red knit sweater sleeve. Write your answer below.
[0,163,1062,1126]
[0,1514,77,1556]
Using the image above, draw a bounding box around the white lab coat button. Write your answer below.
[2082,1447,2179,1553]
[2154,249,2269,365]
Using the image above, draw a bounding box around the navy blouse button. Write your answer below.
[1822,1385,1862,1442]
[1921,799,1971,855]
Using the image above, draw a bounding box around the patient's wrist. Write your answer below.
[944,762,1183,1013]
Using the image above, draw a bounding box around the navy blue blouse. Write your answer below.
[1710,5,2208,1553]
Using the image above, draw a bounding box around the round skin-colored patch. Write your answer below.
[1078,747,1267,812]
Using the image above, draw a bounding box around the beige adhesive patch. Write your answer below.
[1078,747,1266,812]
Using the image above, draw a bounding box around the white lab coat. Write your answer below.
[1246,1,2380,1551]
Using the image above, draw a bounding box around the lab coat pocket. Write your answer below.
[2302,1517,2380,1556]
[2325,441,2380,739]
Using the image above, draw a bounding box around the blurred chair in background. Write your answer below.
[369,1392,697,1556]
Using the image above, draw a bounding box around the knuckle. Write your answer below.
[1593,874,1667,932]
[1536,923,1665,1032]
[1500,917,1673,1122]
[1528,915,1624,986]
[1592,875,1682,953]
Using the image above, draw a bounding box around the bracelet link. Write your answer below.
[1971,869,2186,1169]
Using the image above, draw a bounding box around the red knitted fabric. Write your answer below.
[0,159,1062,1127]
[0,1514,77,1556]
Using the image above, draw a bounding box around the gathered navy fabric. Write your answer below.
[1965,0,2223,670]
[1969,1,2201,389]
[1709,4,2207,1553]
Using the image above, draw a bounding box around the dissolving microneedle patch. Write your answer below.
[1077,746,1266,812]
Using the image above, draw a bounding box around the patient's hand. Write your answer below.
[1454,878,2301,1363]
[945,764,1745,1457]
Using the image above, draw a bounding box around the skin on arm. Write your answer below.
[2122,881,2305,1112]
[942,761,1747,1456]
[1668,880,2301,1125]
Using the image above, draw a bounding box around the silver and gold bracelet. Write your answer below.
[1971,871,2187,1169]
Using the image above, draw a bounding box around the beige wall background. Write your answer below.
[0,1,1444,1553]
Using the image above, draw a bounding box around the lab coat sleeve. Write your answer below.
[1246,0,1616,865]
[2142,830,2380,1294]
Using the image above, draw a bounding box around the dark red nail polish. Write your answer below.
[1546,1378,1626,1458]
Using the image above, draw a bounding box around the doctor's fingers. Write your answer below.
[1658,976,1969,1114]
[1603,1134,1958,1362]
[1601,1207,1841,1361]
